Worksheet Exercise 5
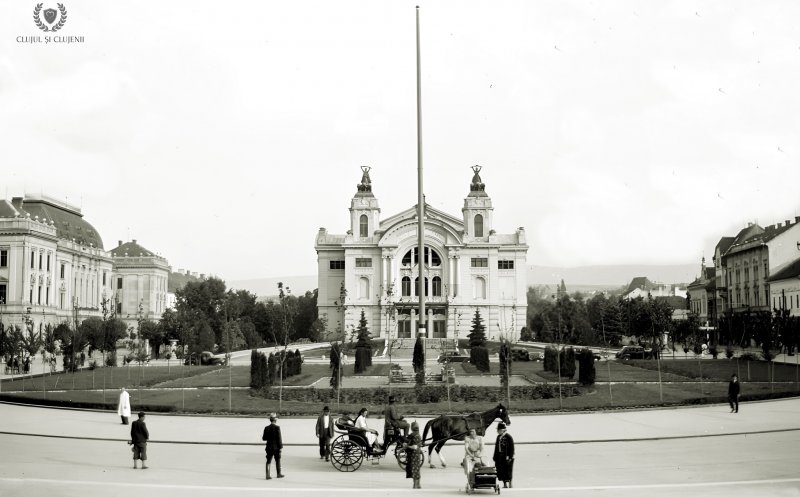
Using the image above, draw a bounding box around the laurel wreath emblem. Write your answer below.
[33,3,68,32]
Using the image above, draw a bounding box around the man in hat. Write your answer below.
[130,412,149,469]
[492,422,514,488]
[384,395,410,438]
[262,413,284,479]
[315,405,335,461]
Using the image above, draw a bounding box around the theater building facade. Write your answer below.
[315,167,528,341]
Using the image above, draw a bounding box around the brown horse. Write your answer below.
[422,403,510,468]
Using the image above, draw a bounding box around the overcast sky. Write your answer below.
[2,1,799,283]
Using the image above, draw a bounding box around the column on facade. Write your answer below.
[454,254,460,298]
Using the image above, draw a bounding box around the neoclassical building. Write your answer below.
[0,195,169,333]
[315,167,528,341]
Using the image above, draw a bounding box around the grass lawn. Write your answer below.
[631,358,800,382]
[0,365,224,392]
[4,356,799,415]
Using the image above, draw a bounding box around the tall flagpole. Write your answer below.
[416,6,426,341]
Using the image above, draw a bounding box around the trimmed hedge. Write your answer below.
[559,347,576,379]
[544,346,558,373]
[577,348,596,385]
[252,383,581,404]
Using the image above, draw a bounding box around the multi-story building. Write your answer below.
[767,259,800,316]
[0,195,170,333]
[719,216,800,315]
[315,166,528,341]
[687,258,716,326]
[109,240,170,331]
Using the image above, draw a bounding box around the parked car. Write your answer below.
[510,347,531,361]
[615,346,650,360]
[437,351,470,363]
[184,351,226,366]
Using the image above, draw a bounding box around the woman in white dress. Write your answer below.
[463,428,485,486]
[354,408,380,450]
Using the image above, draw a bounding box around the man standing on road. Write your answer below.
[728,373,740,413]
[262,413,284,479]
[118,387,131,425]
[316,405,334,461]
[130,412,149,469]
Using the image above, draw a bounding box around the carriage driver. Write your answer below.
[384,395,410,438]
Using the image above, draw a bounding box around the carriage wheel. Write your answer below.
[330,437,364,472]
[394,443,410,470]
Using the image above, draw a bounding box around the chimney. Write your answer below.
[132,239,137,244]
[118,240,122,247]
[786,220,792,227]
[747,222,753,227]
[795,216,800,223]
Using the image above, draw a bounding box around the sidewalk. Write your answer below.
[1,396,798,446]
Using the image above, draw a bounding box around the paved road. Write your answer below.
[1,399,799,496]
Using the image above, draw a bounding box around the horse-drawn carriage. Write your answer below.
[329,417,409,472]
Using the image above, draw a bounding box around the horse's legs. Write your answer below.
[430,441,447,468]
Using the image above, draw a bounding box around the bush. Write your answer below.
[739,351,759,361]
[544,346,558,373]
[577,349,595,385]
[88,359,98,371]
[520,327,533,342]
[470,346,490,373]
[708,345,718,359]
[693,343,703,355]
[725,346,735,359]
[105,353,117,367]
[559,347,576,379]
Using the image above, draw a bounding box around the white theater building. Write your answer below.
[315,166,528,341]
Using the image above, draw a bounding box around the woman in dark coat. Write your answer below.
[492,422,515,488]
[403,421,424,489]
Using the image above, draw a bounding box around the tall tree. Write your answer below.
[354,310,372,373]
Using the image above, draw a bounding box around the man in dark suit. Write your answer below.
[384,395,409,438]
[315,405,335,461]
[262,413,284,479]
[130,411,149,469]
[493,422,514,488]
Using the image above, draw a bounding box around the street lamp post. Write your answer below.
[554,295,563,409]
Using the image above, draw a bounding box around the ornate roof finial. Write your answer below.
[357,165,372,193]
[470,165,485,192]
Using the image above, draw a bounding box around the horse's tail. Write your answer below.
[422,417,436,443]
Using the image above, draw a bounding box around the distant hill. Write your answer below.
[168,271,202,293]
[227,264,699,298]
[227,275,318,298]
[528,264,698,287]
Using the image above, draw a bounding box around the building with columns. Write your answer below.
[315,166,528,341]
[109,240,170,331]
[0,195,169,333]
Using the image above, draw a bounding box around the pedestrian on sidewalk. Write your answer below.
[728,373,740,413]
[493,422,514,488]
[130,412,149,469]
[262,413,284,479]
[315,405,334,461]
[118,387,131,425]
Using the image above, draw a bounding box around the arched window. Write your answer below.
[432,276,442,297]
[474,277,486,299]
[414,277,429,297]
[359,277,370,299]
[401,276,411,297]
[474,214,484,237]
[402,247,442,267]
[359,215,368,237]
